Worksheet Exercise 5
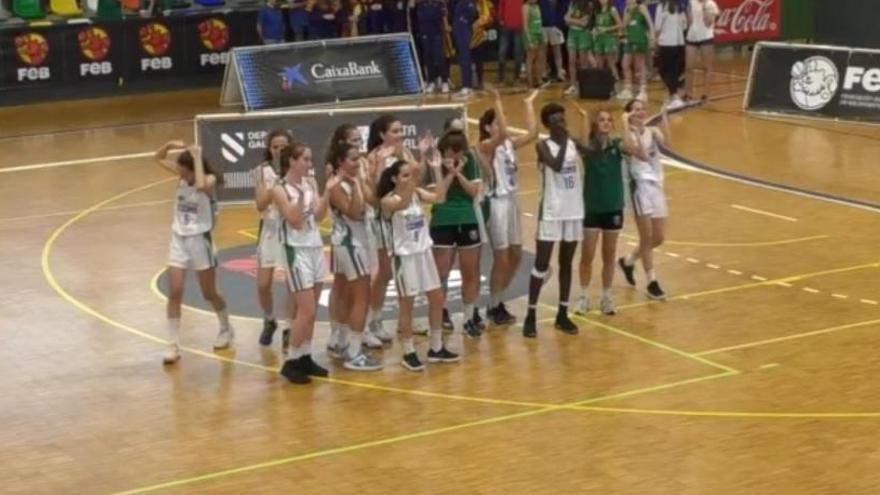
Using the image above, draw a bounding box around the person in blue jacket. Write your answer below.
[415,0,451,93]
[451,0,478,98]
[310,0,341,39]
[257,0,286,44]
[288,0,310,41]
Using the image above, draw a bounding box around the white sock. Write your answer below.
[339,325,352,347]
[216,310,230,331]
[302,338,312,356]
[403,338,416,354]
[579,287,589,299]
[489,292,500,309]
[264,310,274,321]
[647,269,657,282]
[365,308,374,326]
[602,288,612,299]
[167,318,180,345]
[348,333,363,359]
[463,303,474,321]
[429,328,443,352]
[625,253,636,266]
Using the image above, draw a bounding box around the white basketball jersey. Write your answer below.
[171,179,216,236]
[627,128,664,183]
[260,164,281,222]
[331,181,369,248]
[389,193,432,256]
[491,139,518,197]
[280,179,323,248]
[538,138,584,221]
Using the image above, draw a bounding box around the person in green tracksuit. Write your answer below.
[620,0,655,101]
[563,0,597,96]
[573,106,633,317]
[593,0,622,84]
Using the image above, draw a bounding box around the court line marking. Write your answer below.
[577,405,880,419]
[694,318,880,356]
[619,233,828,248]
[731,204,798,222]
[0,151,154,174]
[0,199,174,223]
[112,371,737,495]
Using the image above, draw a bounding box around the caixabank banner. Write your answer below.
[745,42,880,124]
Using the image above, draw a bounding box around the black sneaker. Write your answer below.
[442,308,454,332]
[472,308,486,330]
[301,354,329,377]
[280,358,311,384]
[281,329,291,355]
[401,352,425,372]
[427,347,461,363]
[523,314,537,338]
[491,303,516,326]
[554,314,579,335]
[618,257,636,287]
[463,318,482,339]
[646,280,667,300]
[259,319,277,346]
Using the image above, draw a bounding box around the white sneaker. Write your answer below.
[616,88,633,101]
[362,329,384,349]
[636,89,648,102]
[558,68,567,80]
[441,81,450,94]
[163,344,180,365]
[424,82,436,94]
[564,85,578,96]
[213,327,234,350]
[600,294,617,315]
[453,88,473,99]
[344,352,384,371]
[666,96,686,111]
[575,295,591,316]
[327,342,350,360]
[374,326,395,343]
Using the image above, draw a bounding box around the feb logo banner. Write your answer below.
[714,0,781,44]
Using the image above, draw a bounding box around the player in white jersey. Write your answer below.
[271,143,337,385]
[154,141,232,365]
[325,141,384,372]
[618,100,671,300]
[477,89,539,326]
[254,129,292,349]
[377,157,460,372]
[523,103,584,338]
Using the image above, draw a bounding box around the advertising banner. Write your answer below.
[745,42,880,124]
[714,0,781,44]
[196,104,464,203]
[0,27,65,89]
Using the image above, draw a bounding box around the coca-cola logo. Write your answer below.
[715,0,780,41]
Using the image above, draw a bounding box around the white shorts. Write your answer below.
[256,221,284,269]
[542,27,565,46]
[368,215,391,251]
[393,251,441,298]
[487,195,523,250]
[631,180,668,219]
[283,245,328,292]
[168,232,217,271]
[331,244,371,281]
[537,219,583,243]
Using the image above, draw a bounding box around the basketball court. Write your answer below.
[3,53,880,493]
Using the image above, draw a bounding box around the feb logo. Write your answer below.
[15,32,49,66]
[197,18,229,52]
[139,22,171,56]
[78,27,111,61]
[790,56,839,111]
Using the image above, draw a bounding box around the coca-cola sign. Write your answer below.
[714,0,781,43]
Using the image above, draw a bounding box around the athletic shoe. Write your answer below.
[489,304,516,326]
[666,96,686,111]
[554,314,579,335]
[522,314,537,338]
[213,327,234,350]
[453,88,473,99]
[472,308,486,330]
[564,85,578,96]
[362,330,384,349]
[259,319,277,347]
[636,88,648,102]
[301,354,329,377]
[618,257,636,287]
[427,347,461,363]
[574,295,591,316]
[344,353,384,372]
[412,320,429,336]
[369,320,394,343]
[442,308,454,332]
[281,329,290,355]
[401,352,425,372]
[327,342,349,360]
[162,344,180,365]
[600,294,617,315]
[616,88,634,101]
[441,82,450,94]
[280,358,311,384]
[424,82,436,94]
[463,318,482,339]
[647,280,667,300]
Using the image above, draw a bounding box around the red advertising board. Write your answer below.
[714,0,781,43]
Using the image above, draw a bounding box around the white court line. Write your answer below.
[861,299,878,306]
[831,293,849,300]
[803,287,820,294]
[727,269,742,276]
[0,152,154,174]
[752,275,768,281]
[730,204,798,222]
[706,264,720,270]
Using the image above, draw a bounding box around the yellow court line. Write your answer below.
[619,233,830,248]
[695,318,880,356]
[112,370,737,495]
[237,229,259,241]
[576,406,880,419]
[0,199,174,223]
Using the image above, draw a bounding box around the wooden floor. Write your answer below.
[3,54,880,494]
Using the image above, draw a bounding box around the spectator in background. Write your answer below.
[257,0,286,44]
[496,0,524,86]
[655,0,687,109]
[685,0,718,102]
[469,0,495,90]
[289,0,311,41]
[364,0,385,34]
[390,0,409,32]
[523,0,544,88]
[538,0,567,82]
[416,0,451,93]
[340,0,363,37]
[451,0,478,98]
[311,0,341,39]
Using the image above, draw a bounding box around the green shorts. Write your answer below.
[567,29,593,52]
[593,34,618,55]
[625,37,650,54]
[525,30,543,49]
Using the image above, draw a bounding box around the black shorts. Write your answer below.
[687,38,714,47]
[583,211,624,231]
[430,224,482,248]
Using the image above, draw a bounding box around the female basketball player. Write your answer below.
[378,157,460,371]
[618,100,671,300]
[522,103,584,338]
[574,106,627,316]
[593,0,622,86]
[155,141,231,365]
[564,0,596,96]
[272,143,338,384]
[685,0,718,102]
[254,129,292,349]
[478,89,539,326]
[327,142,384,371]
[620,0,655,101]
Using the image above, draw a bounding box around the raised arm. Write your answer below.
[478,88,508,155]
[642,4,656,43]
[512,90,540,149]
[254,163,275,213]
[189,145,216,193]
[419,158,460,204]
[620,112,649,161]
[380,179,417,216]
[154,140,187,175]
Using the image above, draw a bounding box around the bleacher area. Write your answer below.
[0,0,258,26]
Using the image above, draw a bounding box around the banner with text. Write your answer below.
[713,0,780,44]
[196,104,465,203]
